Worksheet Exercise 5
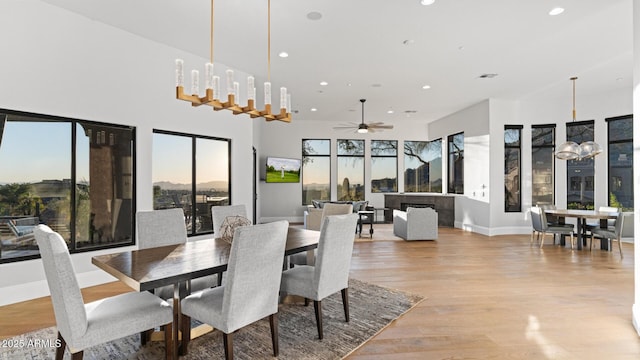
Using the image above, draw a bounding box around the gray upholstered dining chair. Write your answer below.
[137,208,218,299]
[585,206,619,233]
[530,206,575,248]
[34,225,174,360]
[180,220,289,360]
[280,213,359,339]
[290,203,353,267]
[211,204,248,235]
[590,211,625,257]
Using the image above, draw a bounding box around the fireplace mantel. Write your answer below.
[384,194,455,227]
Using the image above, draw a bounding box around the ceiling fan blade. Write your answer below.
[369,124,394,129]
[333,126,357,129]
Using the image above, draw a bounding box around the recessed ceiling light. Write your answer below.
[549,7,564,16]
[278,51,289,58]
[387,110,394,114]
[422,85,431,90]
[310,108,317,112]
[307,11,322,20]
[420,0,435,5]
[320,81,328,86]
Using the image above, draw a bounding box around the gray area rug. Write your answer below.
[1,279,423,359]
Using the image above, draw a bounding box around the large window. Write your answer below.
[302,139,330,205]
[447,132,464,194]
[531,124,555,206]
[337,139,364,201]
[371,140,397,193]
[404,140,442,192]
[0,109,135,263]
[566,120,595,209]
[607,115,633,210]
[504,126,522,212]
[152,130,230,236]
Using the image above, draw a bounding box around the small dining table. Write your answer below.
[91,226,320,358]
[543,209,618,250]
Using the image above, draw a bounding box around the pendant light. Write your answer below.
[555,77,602,160]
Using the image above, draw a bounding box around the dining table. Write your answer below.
[91,226,320,358]
[543,209,618,250]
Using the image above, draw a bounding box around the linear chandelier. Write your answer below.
[174,0,291,123]
[555,77,602,160]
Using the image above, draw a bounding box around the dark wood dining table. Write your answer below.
[543,209,618,250]
[91,226,320,358]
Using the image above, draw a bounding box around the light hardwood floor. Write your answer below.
[1,226,639,359]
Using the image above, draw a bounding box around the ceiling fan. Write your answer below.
[333,99,394,133]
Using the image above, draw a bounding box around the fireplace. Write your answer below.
[401,203,435,211]
[385,194,454,227]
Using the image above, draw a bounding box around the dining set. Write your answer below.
[33,205,360,360]
[529,204,626,256]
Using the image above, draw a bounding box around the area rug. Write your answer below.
[0,279,423,359]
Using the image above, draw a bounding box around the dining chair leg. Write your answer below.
[71,351,84,360]
[539,232,546,248]
[180,314,191,355]
[569,233,574,249]
[304,297,310,306]
[163,322,173,360]
[223,332,234,360]
[341,288,350,322]
[140,329,153,345]
[617,237,623,258]
[269,313,279,357]
[313,300,324,340]
[56,332,66,360]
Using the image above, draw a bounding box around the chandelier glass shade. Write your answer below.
[555,77,601,160]
[174,0,291,123]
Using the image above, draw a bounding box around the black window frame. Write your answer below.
[370,140,398,193]
[606,114,633,210]
[152,129,231,237]
[531,124,556,206]
[336,139,365,201]
[566,120,595,210]
[504,125,523,212]
[301,139,331,205]
[447,132,464,194]
[0,108,136,264]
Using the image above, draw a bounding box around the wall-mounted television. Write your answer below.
[266,156,301,183]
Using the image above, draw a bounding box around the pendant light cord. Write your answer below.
[571,76,577,121]
[267,0,271,82]
[210,0,214,64]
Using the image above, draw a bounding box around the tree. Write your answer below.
[0,183,39,216]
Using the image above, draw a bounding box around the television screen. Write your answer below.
[266,157,301,183]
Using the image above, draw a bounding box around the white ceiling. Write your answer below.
[41,0,633,125]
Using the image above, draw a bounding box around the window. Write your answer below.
[302,139,331,205]
[371,140,397,193]
[0,109,135,263]
[504,126,522,212]
[152,130,230,236]
[337,139,364,201]
[447,132,464,194]
[531,124,555,206]
[607,115,633,210]
[566,120,595,209]
[404,139,442,192]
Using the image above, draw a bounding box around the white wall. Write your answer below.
[429,100,492,234]
[256,118,431,223]
[0,1,255,305]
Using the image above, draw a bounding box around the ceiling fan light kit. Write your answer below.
[175,0,292,123]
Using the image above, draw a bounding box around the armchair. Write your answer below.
[393,207,438,240]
